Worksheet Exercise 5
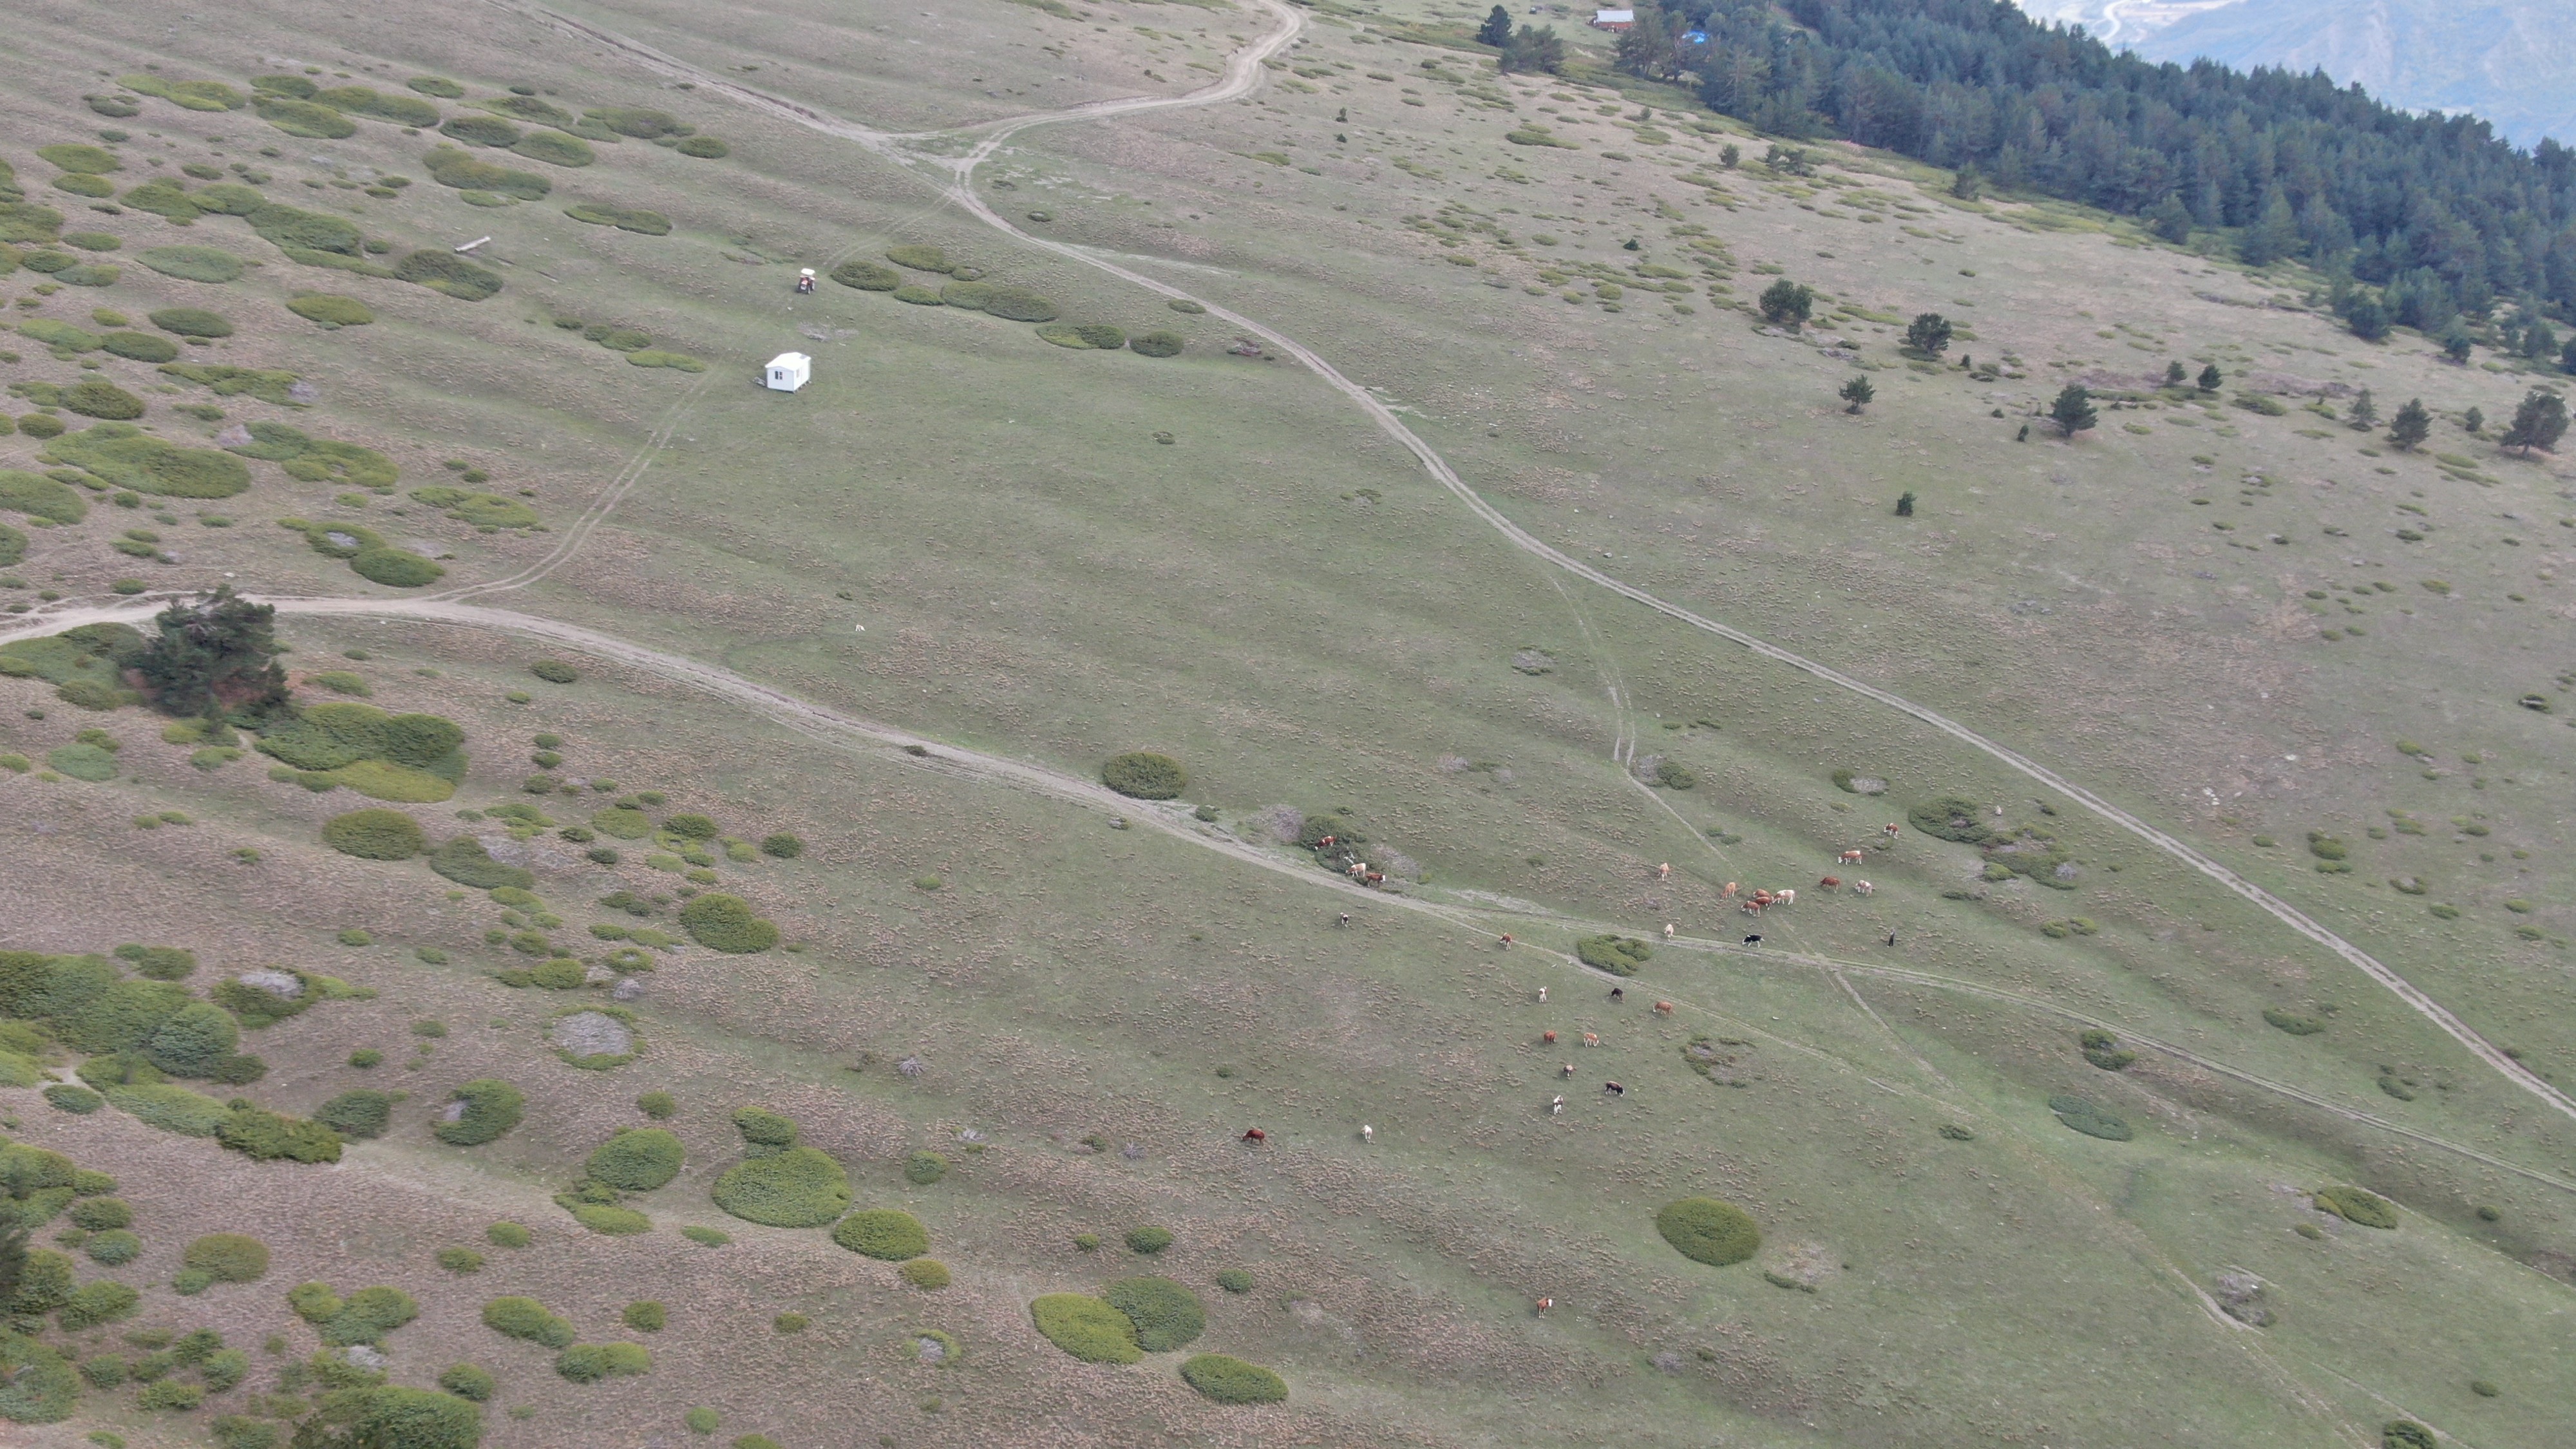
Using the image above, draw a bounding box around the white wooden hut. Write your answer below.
[762,352,811,392]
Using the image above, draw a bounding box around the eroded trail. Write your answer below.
[482,0,2576,1122]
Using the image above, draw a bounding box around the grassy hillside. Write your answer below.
[0,1,2570,1446]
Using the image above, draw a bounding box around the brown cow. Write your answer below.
[1853,880,1875,896]
[1603,1081,1626,1096]
[1542,1030,1558,1045]
[1534,1296,1555,1315]
[1240,1128,1267,1144]
[1839,849,1866,865]
[1653,1000,1674,1017]
[1819,876,1841,890]
[1582,1032,1601,1048]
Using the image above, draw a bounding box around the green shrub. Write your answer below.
[904,1150,949,1185]
[323,808,426,860]
[675,136,729,158]
[422,146,549,201]
[681,1226,731,1246]
[899,1258,951,1289]
[99,330,179,363]
[441,115,521,147]
[734,1106,800,1150]
[315,1090,396,1139]
[37,143,120,175]
[68,1197,131,1231]
[19,318,102,352]
[634,1092,677,1121]
[1575,934,1653,976]
[61,978,193,1054]
[564,1202,652,1235]
[435,1247,483,1274]
[713,1146,851,1226]
[149,306,235,339]
[487,1221,531,1248]
[1038,322,1127,349]
[528,658,579,683]
[436,1364,493,1402]
[433,1079,524,1146]
[428,838,533,891]
[679,894,777,953]
[1127,328,1186,358]
[886,245,952,273]
[945,282,1057,321]
[563,203,670,234]
[1103,1276,1205,1351]
[684,1406,721,1434]
[2047,1095,2133,1141]
[218,1103,343,1163]
[350,547,444,587]
[1180,1354,1286,1404]
[2316,1186,2399,1229]
[44,1084,104,1113]
[482,1296,577,1347]
[86,1229,142,1265]
[133,243,244,283]
[587,1128,685,1191]
[0,469,88,522]
[59,1278,142,1330]
[556,1341,651,1383]
[1101,752,1188,799]
[303,1386,479,1449]
[182,1232,268,1283]
[392,249,505,301]
[513,131,594,167]
[2383,1422,2434,1449]
[82,1354,128,1387]
[2078,1029,2137,1072]
[1908,797,1994,844]
[1031,1293,1142,1363]
[312,86,441,126]
[287,294,374,327]
[41,423,251,497]
[623,1300,667,1332]
[254,97,357,138]
[1125,1226,1174,1255]
[145,1001,240,1077]
[832,260,900,290]
[831,1208,929,1260]
[663,812,719,838]
[1655,1197,1761,1266]
[140,1379,205,1411]
[1213,1267,1254,1294]
[2262,1008,2324,1035]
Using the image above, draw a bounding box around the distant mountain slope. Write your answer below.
[2121,1,2576,148]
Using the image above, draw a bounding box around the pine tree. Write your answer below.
[136,584,290,723]
[2148,193,2192,244]
[2563,337,2576,375]
[2197,363,2222,393]
[1950,166,1982,201]
[2501,388,2570,455]
[1500,24,1566,75]
[2348,388,2378,430]
[1477,3,1513,48]
[2164,361,2187,387]
[2441,325,2474,363]
[1839,377,1875,413]
[2463,406,2484,434]
[1894,491,1917,516]
[1758,279,1814,327]
[2050,384,2097,437]
[2387,397,2431,451]
[2239,189,2298,267]
[1904,312,1953,357]
[2343,292,2391,341]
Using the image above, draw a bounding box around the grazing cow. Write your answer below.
[1319,836,1335,848]
[1560,1062,1575,1078]
[1365,872,1386,887]
[1499,934,1515,949]
[1839,849,1866,865]
[1549,1095,1564,1116]
[1853,880,1874,896]
[1535,1296,1555,1315]
[1542,1030,1558,1045]
[1886,932,1899,947]
[1657,862,1671,880]
[1752,890,1774,907]
[1361,1124,1374,1142]
[1776,888,1796,907]
[1653,1000,1675,1016]
[1884,823,1901,838]
[1603,1081,1626,1096]
[1743,934,1762,947]
[1241,1128,1267,1144]
[1338,912,1350,928]
[1819,876,1841,890]
[1663,923,1676,940]
[1536,985,1547,1003]
[1721,882,1740,899]
[1740,898,1765,915]
[1609,987,1625,1001]
[1582,1032,1601,1048]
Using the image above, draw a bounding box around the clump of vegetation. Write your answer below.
[1030,1293,1141,1365]
[314,1090,397,1139]
[832,1209,929,1261]
[679,894,778,954]
[2078,1030,2136,1071]
[43,422,251,498]
[674,136,728,158]
[261,702,466,801]
[428,837,531,890]
[898,1259,951,1290]
[1037,323,1128,350]
[585,1128,685,1191]
[286,294,373,328]
[1575,934,1653,976]
[714,1108,850,1226]
[554,1339,650,1381]
[1101,752,1188,800]
[433,1079,524,1146]
[1124,1225,1174,1255]
[1130,330,1184,357]
[564,202,670,234]
[323,808,426,860]
[904,1150,949,1186]
[2315,1185,2399,1229]
[484,1295,577,1349]
[1180,1354,1287,1404]
[2048,1095,2133,1141]
[1103,1276,1205,1351]
[831,260,900,290]
[2263,1008,2324,1035]
[291,1283,420,1346]
[942,281,1058,321]
[1656,1197,1760,1266]
[623,1300,666,1332]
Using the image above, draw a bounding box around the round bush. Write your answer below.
[2316,1186,2399,1229]
[1030,1293,1141,1365]
[436,1247,483,1274]
[759,833,803,858]
[182,1233,268,1283]
[315,1090,396,1139]
[1213,1268,1253,1294]
[891,284,943,305]
[972,285,1057,322]
[1104,1276,1204,1351]
[288,294,374,327]
[1101,752,1188,800]
[714,1147,851,1226]
[680,893,778,954]
[623,1300,666,1332]
[831,1208,929,1260]
[1576,934,1653,976]
[1125,1226,1174,1255]
[587,1128,685,1191]
[69,1197,132,1231]
[351,548,444,587]
[323,808,425,859]
[675,136,729,158]
[487,1222,531,1248]
[434,1079,525,1146]
[555,1341,651,1383]
[437,1364,494,1402]
[62,381,144,420]
[101,330,181,363]
[638,1090,677,1119]
[529,659,578,683]
[1130,330,1184,357]
[734,1106,800,1149]
[86,1229,142,1265]
[149,306,234,338]
[44,1084,103,1114]
[898,1258,951,1290]
[1180,1353,1287,1404]
[482,1296,576,1347]
[663,812,720,839]
[904,1150,949,1185]
[831,260,899,290]
[1656,1197,1761,1266]
[886,245,951,272]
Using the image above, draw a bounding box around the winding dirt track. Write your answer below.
[10,0,2570,1149]
[481,0,2576,1124]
